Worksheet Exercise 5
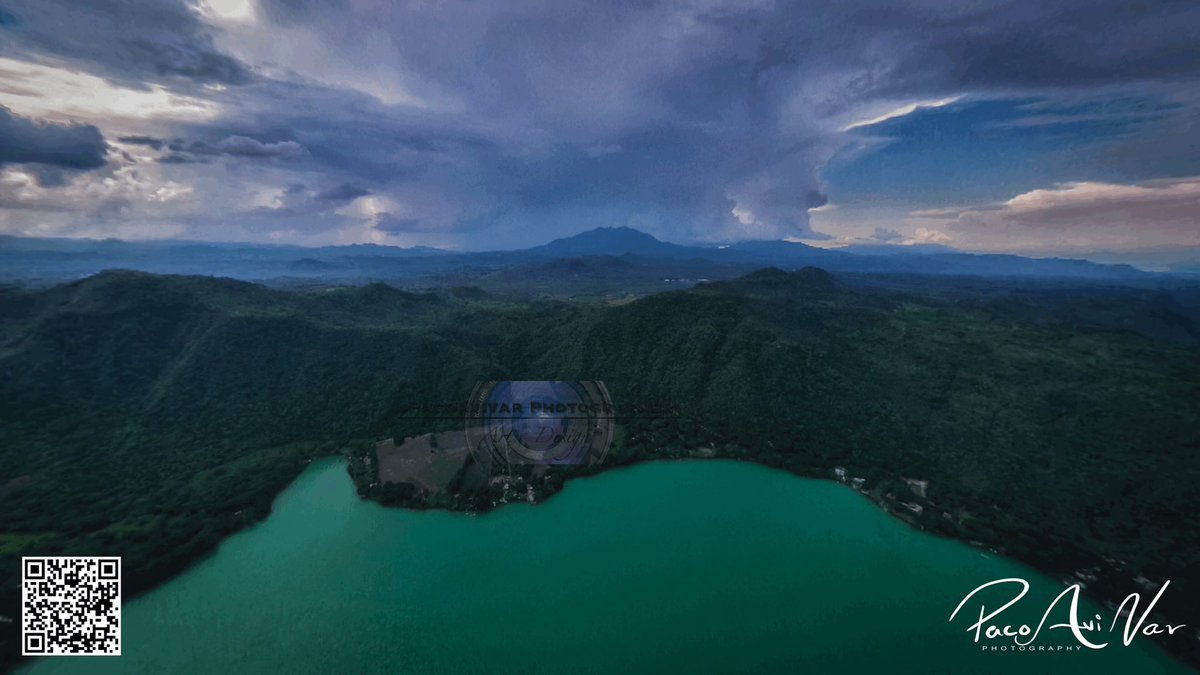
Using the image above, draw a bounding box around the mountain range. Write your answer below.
[0,226,1169,288]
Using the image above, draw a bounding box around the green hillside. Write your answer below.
[0,269,1197,668]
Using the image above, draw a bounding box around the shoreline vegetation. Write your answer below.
[1,268,1198,671]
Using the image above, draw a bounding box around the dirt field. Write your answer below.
[375,430,473,492]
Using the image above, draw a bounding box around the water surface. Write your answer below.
[25,459,1189,674]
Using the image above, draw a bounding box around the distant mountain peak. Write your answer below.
[534,226,695,258]
[548,226,664,246]
[711,266,840,295]
[740,266,790,280]
[792,266,838,288]
[288,257,339,271]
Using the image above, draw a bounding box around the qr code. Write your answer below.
[22,557,121,656]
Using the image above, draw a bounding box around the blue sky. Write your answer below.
[0,0,1197,263]
[828,97,1178,206]
[813,92,1200,260]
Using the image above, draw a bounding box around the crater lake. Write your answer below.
[22,459,1190,674]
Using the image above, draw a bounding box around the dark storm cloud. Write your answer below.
[0,0,249,86]
[226,0,1199,243]
[240,182,371,222]
[157,153,208,165]
[316,184,369,202]
[4,0,1198,245]
[153,135,306,162]
[27,166,70,187]
[0,106,107,170]
[912,1,1200,90]
[117,135,165,150]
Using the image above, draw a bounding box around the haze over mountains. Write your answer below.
[0,226,1174,289]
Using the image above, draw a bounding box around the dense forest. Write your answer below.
[0,268,1198,670]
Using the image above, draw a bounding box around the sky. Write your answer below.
[0,0,1197,262]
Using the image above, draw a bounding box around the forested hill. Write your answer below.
[0,269,1198,668]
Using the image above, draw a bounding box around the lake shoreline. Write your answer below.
[8,450,1193,674]
[354,447,1200,672]
[20,456,1193,675]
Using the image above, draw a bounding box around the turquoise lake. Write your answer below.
[23,458,1190,674]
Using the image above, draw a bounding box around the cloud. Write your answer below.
[908,178,1200,252]
[0,57,221,125]
[196,0,257,24]
[213,135,306,159]
[869,227,904,243]
[586,144,623,158]
[157,153,208,165]
[911,227,953,245]
[150,135,307,164]
[842,97,962,131]
[26,166,72,188]
[0,0,249,86]
[250,182,370,216]
[2,0,1199,247]
[118,135,166,150]
[200,0,1200,245]
[315,183,370,202]
[0,106,107,171]
[0,157,195,240]
[374,215,424,233]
